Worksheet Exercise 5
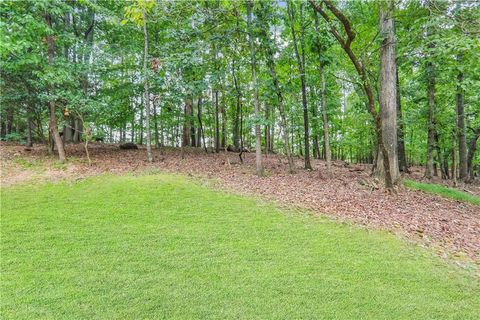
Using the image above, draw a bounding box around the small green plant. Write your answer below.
[404,180,480,206]
[51,161,68,170]
[1,132,25,144]
[12,158,44,172]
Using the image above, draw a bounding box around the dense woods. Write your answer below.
[1,0,479,187]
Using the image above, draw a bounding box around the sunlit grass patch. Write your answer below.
[404,179,480,206]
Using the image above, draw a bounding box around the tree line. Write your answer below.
[1,0,479,189]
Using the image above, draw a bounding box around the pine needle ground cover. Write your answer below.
[1,174,479,319]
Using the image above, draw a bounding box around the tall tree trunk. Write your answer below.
[196,97,202,148]
[310,86,320,159]
[73,118,82,143]
[0,118,5,138]
[320,61,331,175]
[64,119,73,143]
[26,114,33,148]
[153,98,160,148]
[467,128,480,182]
[288,0,312,170]
[183,97,193,147]
[25,87,36,147]
[232,9,242,151]
[452,131,457,185]
[309,0,395,190]
[396,68,408,172]
[265,102,271,155]
[246,0,264,176]
[45,12,66,163]
[131,103,135,143]
[456,54,468,180]
[5,107,13,135]
[143,12,153,162]
[257,1,294,172]
[48,132,54,154]
[313,11,331,175]
[270,108,275,153]
[424,6,437,179]
[221,99,226,149]
[239,91,245,162]
[214,90,220,153]
[190,99,196,147]
[232,59,241,150]
[139,100,144,144]
[197,97,207,152]
[434,131,446,179]
[425,63,436,179]
[376,0,399,183]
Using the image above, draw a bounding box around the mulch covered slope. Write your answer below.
[1,142,479,262]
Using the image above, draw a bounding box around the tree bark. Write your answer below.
[64,118,73,143]
[288,0,312,170]
[452,131,457,185]
[131,102,135,143]
[153,97,160,148]
[214,90,220,153]
[25,87,36,147]
[45,12,66,163]
[139,99,144,144]
[189,99,194,146]
[183,97,193,147]
[257,1,294,173]
[5,107,13,135]
[26,115,33,148]
[197,97,207,152]
[309,0,395,190]
[232,59,241,151]
[320,61,331,175]
[0,118,5,138]
[396,68,408,172]
[310,86,320,159]
[313,10,331,175]
[456,54,468,180]
[231,9,242,151]
[425,62,435,179]
[376,0,399,183]
[467,128,480,182]
[265,102,271,155]
[221,99,226,150]
[73,118,82,143]
[143,12,153,162]
[196,97,202,147]
[434,131,446,179]
[246,0,264,176]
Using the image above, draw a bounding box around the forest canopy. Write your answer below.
[1,0,479,187]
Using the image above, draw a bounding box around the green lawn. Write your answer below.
[404,179,480,206]
[1,174,479,319]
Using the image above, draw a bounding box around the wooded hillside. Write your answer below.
[1,0,479,189]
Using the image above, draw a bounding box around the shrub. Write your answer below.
[1,132,25,144]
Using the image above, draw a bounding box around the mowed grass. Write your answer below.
[1,174,479,319]
[404,179,480,206]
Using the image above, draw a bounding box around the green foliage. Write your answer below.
[1,0,479,173]
[1,132,25,144]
